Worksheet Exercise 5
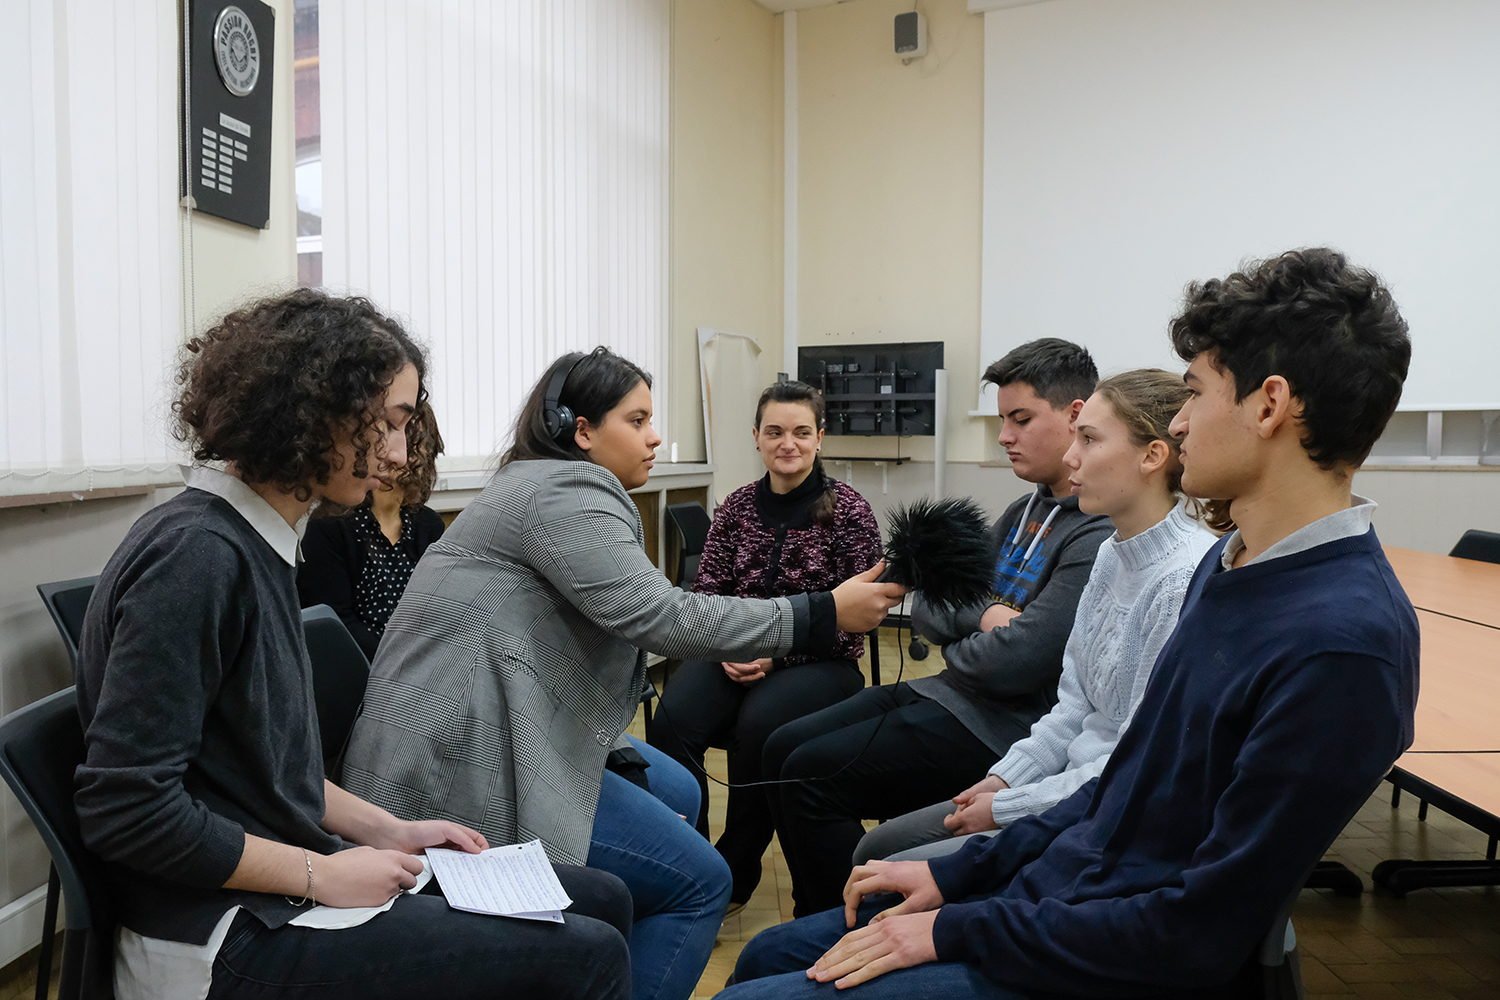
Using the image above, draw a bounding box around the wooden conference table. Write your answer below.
[1385,545,1500,630]
[1405,610,1500,753]
[1375,546,1500,894]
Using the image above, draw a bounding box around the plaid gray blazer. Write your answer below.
[340,459,812,864]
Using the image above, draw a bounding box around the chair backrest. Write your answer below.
[1449,528,1500,565]
[301,605,372,776]
[665,502,713,589]
[0,688,115,996]
[36,576,100,669]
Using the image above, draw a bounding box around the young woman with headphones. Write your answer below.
[341,347,904,1000]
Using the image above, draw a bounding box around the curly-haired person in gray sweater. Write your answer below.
[854,368,1222,867]
[75,291,633,1000]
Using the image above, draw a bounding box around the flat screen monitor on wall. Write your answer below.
[799,341,944,437]
[975,0,1500,413]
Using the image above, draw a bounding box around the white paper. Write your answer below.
[288,856,433,930]
[426,840,572,923]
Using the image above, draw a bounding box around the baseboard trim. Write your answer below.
[0,883,52,971]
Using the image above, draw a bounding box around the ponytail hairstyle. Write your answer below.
[500,347,653,467]
[754,380,837,526]
[1093,369,1235,534]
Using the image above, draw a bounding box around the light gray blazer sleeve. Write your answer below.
[522,462,802,660]
[341,459,811,866]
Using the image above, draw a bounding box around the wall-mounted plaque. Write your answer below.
[184,0,276,229]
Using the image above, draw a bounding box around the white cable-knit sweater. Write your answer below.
[987,503,1218,826]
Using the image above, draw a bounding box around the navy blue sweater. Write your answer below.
[928,527,1419,996]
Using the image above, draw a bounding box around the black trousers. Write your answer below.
[646,657,864,903]
[206,864,632,1000]
[763,682,1028,917]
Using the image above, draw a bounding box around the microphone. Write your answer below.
[878,497,995,610]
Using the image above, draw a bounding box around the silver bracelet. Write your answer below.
[285,848,316,907]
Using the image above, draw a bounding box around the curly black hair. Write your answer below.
[1169,248,1410,469]
[175,289,428,501]
[394,399,444,506]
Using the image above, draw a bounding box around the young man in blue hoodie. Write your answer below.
[720,248,1419,999]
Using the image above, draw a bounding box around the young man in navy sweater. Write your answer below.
[718,248,1419,1000]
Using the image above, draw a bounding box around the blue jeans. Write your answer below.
[589,735,733,1000]
[717,896,1031,1000]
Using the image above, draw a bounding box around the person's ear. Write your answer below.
[1068,398,1085,426]
[573,416,594,452]
[752,425,761,451]
[1253,376,1297,440]
[1139,439,1171,476]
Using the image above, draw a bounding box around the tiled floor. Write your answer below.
[3,630,1494,999]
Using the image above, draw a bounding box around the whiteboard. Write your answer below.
[977,0,1500,412]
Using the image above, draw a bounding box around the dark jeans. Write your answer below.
[206,864,631,1000]
[647,657,864,903]
[763,683,1025,916]
[723,897,1266,1000]
[721,895,1032,1000]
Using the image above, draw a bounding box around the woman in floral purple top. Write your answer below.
[647,381,882,906]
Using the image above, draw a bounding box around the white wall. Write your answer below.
[669,0,784,478]
[780,0,1500,556]
[0,0,297,964]
[1356,468,1500,555]
[795,0,991,466]
[975,0,1500,412]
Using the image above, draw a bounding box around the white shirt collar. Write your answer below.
[182,465,305,567]
[1219,494,1376,571]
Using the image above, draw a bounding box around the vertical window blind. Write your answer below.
[0,1,181,498]
[320,0,670,468]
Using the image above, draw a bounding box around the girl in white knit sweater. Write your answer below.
[854,369,1225,864]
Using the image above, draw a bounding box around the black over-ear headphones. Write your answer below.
[542,353,587,442]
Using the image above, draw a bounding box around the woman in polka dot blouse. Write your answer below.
[298,400,448,660]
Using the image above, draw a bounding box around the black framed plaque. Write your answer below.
[184,0,276,229]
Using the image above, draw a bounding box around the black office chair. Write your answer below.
[0,688,114,1000]
[865,609,932,688]
[36,576,100,670]
[650,502,715,722]
[301,605,372,780]
[1449,528,1500,565]
[664,502,712,589]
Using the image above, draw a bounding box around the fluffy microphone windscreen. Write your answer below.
[880,497,995,610]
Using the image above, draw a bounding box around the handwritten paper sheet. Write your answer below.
[426,840,572,923]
